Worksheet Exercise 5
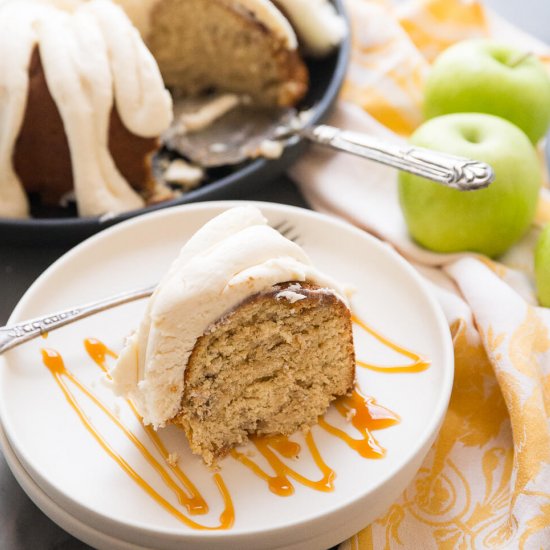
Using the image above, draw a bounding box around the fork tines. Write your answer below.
[272,221,301,245]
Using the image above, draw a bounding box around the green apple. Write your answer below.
[424,39,550,143]
[535,224,550,307]
[398,113,541,258]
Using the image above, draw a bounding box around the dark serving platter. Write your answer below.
[1,0,349,246]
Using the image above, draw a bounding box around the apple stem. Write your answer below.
[509,51,533,67]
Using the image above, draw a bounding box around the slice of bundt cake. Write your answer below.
[111,206,355,465]
[116,0,309,107]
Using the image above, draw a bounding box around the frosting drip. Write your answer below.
[0,3,40,218]
[274,0,346,57]
[110,206,349,428]
[0,0,173,218]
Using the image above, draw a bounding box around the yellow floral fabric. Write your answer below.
[289,0,550,547]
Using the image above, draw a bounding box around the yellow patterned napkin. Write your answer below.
[290,0,550,547]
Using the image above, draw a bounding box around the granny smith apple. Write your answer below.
[424,39,550,144]
[535,224,550,307]
[399,113,541,258]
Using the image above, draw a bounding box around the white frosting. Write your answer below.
[0,0,173,218]
[274,0,346,57]
[110,206,349,428]
[276,289,306,303]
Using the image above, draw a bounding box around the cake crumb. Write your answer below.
[59,190,75,208]
[178,94,240,133]
[167,452,179,467]
[163,159,204,190]
[346,408,356,421]
[258,139,284,159]
[209,142,228,153]
[98,211,117,222]
[148,181,177,204]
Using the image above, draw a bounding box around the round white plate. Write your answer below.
[0,201,453,550]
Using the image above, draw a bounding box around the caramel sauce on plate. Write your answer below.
[352,314,431,373]
[39,314,429,530]
[41,346,233,529]
[84,338,210,515]
[319,388,400,459]
[231,432,334,496]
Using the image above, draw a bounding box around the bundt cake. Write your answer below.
[110,206,355,465]
[0,0,345,219]
[116,0,309,108]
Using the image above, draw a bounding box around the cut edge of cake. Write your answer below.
[175,281,355,466]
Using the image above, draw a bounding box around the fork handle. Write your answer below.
[301,125,495,191]
[0,285,155,355]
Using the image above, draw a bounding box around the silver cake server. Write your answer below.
[163,103,495,191]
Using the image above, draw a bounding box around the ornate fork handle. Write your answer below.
[302,125,495,191]
[0,285,156,355]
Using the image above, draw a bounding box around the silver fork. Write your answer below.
[0,223,299,355]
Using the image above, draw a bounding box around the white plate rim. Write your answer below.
[0,419,155,550]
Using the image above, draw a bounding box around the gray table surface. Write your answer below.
[1,2,549,549]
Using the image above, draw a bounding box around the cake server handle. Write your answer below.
[298,125,495,191]
[0,285,156,355]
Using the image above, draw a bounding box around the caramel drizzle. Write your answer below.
[233,314,423,490]
[230,388,400,494]
[84,339,208,515]
[319,388,400,459]
[39,311,427,527]
[231,432,335,497]
[41,346,234,530]
[352,314,431,373]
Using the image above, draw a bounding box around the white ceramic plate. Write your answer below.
[0,201,453,550]
[0,420,152,550]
